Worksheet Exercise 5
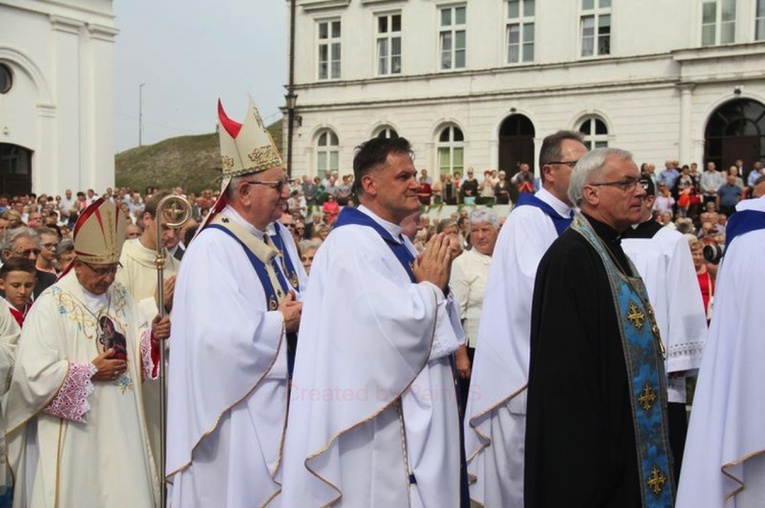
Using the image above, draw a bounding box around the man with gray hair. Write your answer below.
[464,130,586,507]
[1,227,56,298]
[525,148,674,507]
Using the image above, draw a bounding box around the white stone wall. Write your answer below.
[0,0,117,194]
[285,0,765,179]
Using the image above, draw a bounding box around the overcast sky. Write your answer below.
[114,1,288,152]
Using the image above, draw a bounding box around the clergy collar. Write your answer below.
[357,205,405,244]
[536,187,573,219]
[222,205,267,241]
[582,212,623,244]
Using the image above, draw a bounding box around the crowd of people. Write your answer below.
[0,95,764,507]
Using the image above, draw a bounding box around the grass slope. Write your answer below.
[115,118,284,193]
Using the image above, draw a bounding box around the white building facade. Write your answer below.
[284,0,765,181]
[0,0,117,196]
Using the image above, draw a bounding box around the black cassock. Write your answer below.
[524,214,643,508]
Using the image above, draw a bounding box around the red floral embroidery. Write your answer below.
[43,362,96,422]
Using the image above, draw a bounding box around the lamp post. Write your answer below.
[139,82,146,147]
[285,92,297,179]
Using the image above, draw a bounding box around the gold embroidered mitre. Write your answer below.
[73,198,127,264]
[218,96,284,186]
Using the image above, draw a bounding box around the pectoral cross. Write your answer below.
[626,302,645,330]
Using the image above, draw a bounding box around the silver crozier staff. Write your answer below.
[154,195,191,508]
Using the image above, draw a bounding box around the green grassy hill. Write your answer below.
[115,118,284,193]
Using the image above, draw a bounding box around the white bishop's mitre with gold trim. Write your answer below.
[217,96,284,192]
[73,198,128,264]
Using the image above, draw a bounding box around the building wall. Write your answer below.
[284,0,765,178]
[0,0,117,195]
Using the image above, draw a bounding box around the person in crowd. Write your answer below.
[461,167,479,205]
[1,227,56,299]
[5,198,170,508]
[282,136,468,507]
[56,239,76,273]
[653,183,675,215]
[677,194,765,507]
[125,223,142,239]
[478,170,496,204]
[746,161,764,187]
[494,170,512,204]
[0,262,21,503]
[525,148,673,507]
[658,159,680,191]
[298,239,320,275]
[728,166,745,190]
[700,161,725,207]
[0,257,36,328]
[511,162,535,195]
[717,172,743,217]
[450,208,499,413]
[335,174,353,206]
[166,97,304,507]
[417,174,433,205]
[34,227,60,276]
[622,176,707,479]
[464,130,586,507]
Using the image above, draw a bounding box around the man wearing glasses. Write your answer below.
[464,130,586,507]
[167,97,305,507]
[1,227,56,298]
[5,198,170,507]
[525,148,674,507]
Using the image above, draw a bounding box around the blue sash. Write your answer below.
[572,214,675,508]
[334,207,470,507]
[270,222,301,291]
[725,209,765,248]
[515,192,573,236]
[208,225,298,376]
[333,207,416,282]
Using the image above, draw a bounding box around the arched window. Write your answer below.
[705,98,765,170]
[437,125,464,176]
[578,117,609,149]
[316,129,339,174]
[374,126,399,139]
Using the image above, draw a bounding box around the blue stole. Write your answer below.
[571,214,675,507]
[207,224,298,376]
[270,222,301,291]
[725,208,765,248]
[515,192,573,236]
[333,207,416,281]
[333,206,470,508]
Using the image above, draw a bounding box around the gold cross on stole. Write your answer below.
[638,384,657,411]
[648,467,667,494]
[626,302,645,330]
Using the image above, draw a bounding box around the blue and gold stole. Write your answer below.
[571,213,675,508]
[270,222,301,291]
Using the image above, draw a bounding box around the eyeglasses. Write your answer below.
[588,177,645,193]
[243,179,292,193]
[43,242,59,250]
[15,248,41,257]
[547,160,579,168]
[81,261,122,277]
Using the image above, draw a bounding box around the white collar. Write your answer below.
[223,205,266,241]
[358,205,405,244]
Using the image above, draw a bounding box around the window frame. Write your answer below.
[436,125,465,176]
[439,5,467,71]
[506,0,535,65]
[317,19,342,81]
[316,129,340,174]
[580,0,611,58]
[376,12,402,76]
[578,117,609,150]
[701,0,736,46]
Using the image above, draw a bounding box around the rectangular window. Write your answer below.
[377,13,402,75]
[580,0,610,57]
[440,5,466,70]
[318,20,341,80]
[507,0,535,64]
[757,0,765,40]
[702,0,736,46]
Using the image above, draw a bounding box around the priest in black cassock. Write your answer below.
[525,148,675,508]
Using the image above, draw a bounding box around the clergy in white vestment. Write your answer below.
[166,97,305,507]
[0,302,20,502]
[4,198,171,508]
[677,195,765,507]
[116,188,182,476]
[621,176,707,480]
[464,130,587,507]
[281,137,467,507]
